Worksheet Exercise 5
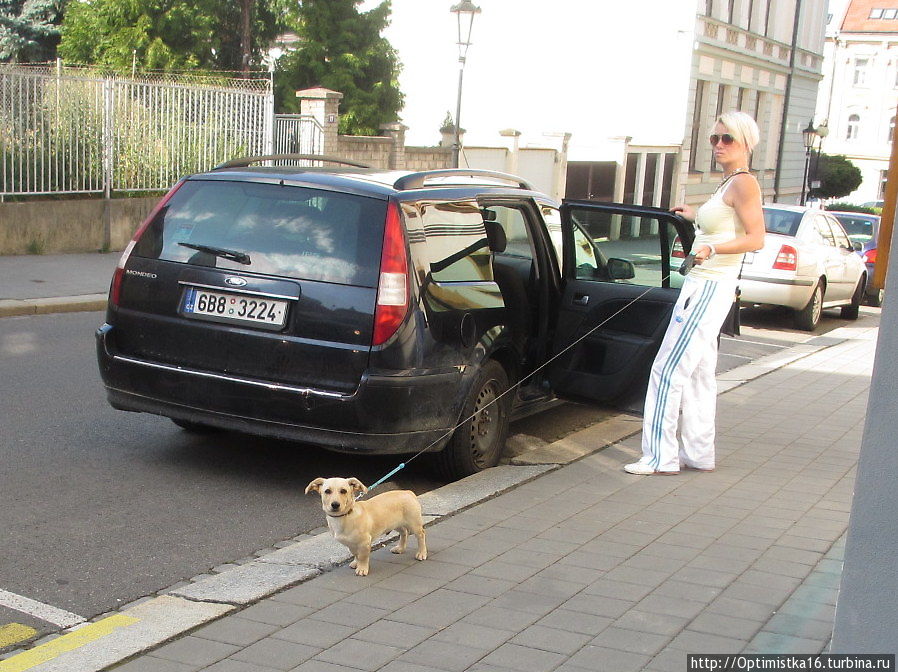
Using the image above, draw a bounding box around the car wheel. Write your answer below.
[171,418,220,433]
[867,287,884,308]
[795,281,823,331]
[431,360,511,480]
[840,277,864,320]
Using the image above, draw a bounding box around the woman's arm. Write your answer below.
[694,175,765,261]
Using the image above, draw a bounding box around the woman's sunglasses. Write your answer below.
[709,133,736,146]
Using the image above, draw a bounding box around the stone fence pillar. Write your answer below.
[295,87,343,157]
[380,122,409,170]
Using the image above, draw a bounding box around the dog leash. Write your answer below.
[356,273,677,499]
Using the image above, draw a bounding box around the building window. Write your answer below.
[870,8,884,18]
[728,0,736,23]
[880,171,889,199]
[884,8,898,19]
[706,0,713,16]
[889,117,896,143]
[853,58,869,86]
[846,114,860,140]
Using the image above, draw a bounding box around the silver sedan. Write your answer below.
[740,205,867,331]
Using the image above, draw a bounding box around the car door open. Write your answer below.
[547,201,694,406]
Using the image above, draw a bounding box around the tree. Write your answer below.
[58,0,287,72]
[275,0,403,136]
[0,0,65,63]
[810,153,863,201]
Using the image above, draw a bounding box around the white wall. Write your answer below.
[368,0,696,161]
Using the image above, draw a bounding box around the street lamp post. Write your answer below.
[810,122,829,200]
[450,1,480,168]
[801,120,819,206]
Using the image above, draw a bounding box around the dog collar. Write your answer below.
[326,510,352,518]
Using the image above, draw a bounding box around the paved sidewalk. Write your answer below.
[97,321,873,672]
[0,252,118,316]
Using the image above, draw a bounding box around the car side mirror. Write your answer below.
[852,242,863,252]
[607,257,636,280]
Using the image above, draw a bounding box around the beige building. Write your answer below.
[817,0,898,205]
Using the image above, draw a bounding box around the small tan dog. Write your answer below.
[305,477,427,576]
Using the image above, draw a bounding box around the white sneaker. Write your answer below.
[624,460,679,476]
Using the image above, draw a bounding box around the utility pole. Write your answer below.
[873,104,898,293]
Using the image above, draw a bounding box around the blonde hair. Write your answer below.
[718,111,760,153]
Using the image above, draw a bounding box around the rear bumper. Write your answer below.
[96,324,463,454]
[740,274,815,310]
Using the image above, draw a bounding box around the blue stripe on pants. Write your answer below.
[648,280,719,470]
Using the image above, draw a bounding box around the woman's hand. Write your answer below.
[671,204,696,222]
[693,244,713,263]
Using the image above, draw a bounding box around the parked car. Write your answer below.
[829,211,883,307]
[739,205,867,331]
[96,157,695,478]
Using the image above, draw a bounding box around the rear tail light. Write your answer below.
[772,244,798,271]
[372,201,409,346]
[863,248,877,264]
[671,236,685,258]
[110,180,185,307]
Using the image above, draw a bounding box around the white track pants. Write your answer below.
[640,275,737,472]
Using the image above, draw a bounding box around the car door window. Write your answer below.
[485,205,535,260]
[814,217,836,247]
[564,208,678,287]
[419,200,492,282]
[827,218,852,249]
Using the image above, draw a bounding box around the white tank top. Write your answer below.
[689,177,746,281]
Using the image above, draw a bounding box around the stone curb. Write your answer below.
[0,294,107,318]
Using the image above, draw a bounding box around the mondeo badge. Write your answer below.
[225,276,248,287]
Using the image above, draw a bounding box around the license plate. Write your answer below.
[182,287,289,328]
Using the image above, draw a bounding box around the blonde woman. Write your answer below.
[625,111,765,475]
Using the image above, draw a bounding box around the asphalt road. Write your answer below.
[0,306,857,651]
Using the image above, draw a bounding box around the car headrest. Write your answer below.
[483,220,506,253]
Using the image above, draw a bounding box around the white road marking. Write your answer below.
[0,590,85,629]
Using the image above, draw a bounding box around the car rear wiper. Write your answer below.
[178,242,251,265]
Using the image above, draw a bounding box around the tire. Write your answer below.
[171,418,220,433]
[867,287,884,308]
[430,360,511,480]
[795,281,823,331]
[840,277,864,320]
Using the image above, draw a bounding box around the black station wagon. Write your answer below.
[96,157,694,478]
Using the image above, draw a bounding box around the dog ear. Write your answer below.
[305,478,325,495]
[347,478,368,494]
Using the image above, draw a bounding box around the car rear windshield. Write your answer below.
[762,208,802,236]
[132,179,386,287]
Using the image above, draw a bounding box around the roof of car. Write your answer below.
[762,203,813,213]
[192,157,540,199]
[827,210,880,220]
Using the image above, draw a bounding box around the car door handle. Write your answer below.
[573,294,590,306]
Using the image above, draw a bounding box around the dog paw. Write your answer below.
[390,545,405,554]
[415,551,427,561]
[349,560,358,569]
[355,566,369,576]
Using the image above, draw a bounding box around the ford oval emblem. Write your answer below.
[225,276,247,287]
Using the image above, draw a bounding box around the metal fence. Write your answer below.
[0,65,313,197]
[272,114,324,160]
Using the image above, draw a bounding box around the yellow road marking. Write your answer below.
[0,625,37,649]
[0,614,138,672]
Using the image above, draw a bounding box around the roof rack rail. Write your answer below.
[213,154,371,170]
[393,169,534,191]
